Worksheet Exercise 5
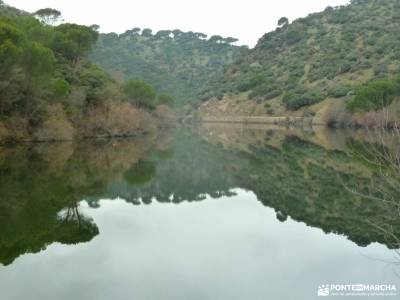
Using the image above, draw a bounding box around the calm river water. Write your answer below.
[0,125,399,299]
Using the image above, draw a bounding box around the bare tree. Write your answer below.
[340,108,400,251]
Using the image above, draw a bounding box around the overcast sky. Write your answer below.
[6,0,349,46]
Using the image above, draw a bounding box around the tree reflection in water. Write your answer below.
[0,126,399,266]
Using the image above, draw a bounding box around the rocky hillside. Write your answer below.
[199,0,400,124]
[90,29,248,108]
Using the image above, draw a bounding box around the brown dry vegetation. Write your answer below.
[153,105,177,127]
[33,142,75,175]
[0,122,9,144]
[33,105,75,142]
[0,101,175,143]
[83,103,151,138]
[77,137,158,181]
[0,117,30,143]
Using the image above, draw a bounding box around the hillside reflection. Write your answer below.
[0,126,399,265]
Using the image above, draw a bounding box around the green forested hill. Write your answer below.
[0,2,176,143]
[200,0,400,114]
[90,29,248,107]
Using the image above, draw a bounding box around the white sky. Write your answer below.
[5,0,350,46]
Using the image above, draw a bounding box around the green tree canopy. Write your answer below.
[155,30,171,39]
[278,17,289,27]
[124,161,156,186]
[209,35,223,43]
[141,28,152,37]
[157,93,174,106]
[224,37,239,44]
[0,20,24,68]
[22,42,55,78]
[347,76,400,112]
[53,23,98,64]
[33,8,62,25]
[90,24,100,32]
[123,80,157,109]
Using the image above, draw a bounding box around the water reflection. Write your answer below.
[0,125,399,269]
[0,131,165,265]
[1,195,398,300]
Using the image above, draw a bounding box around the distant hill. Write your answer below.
[199,0,400,121]
[90,29,248,108]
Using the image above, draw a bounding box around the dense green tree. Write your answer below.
[278,17,289,27]
[0,20,23,69]
[20,42,55,118]
[224,37,239,44]
[157,93,174,106]
[52,78,70,100]
[90,24,100,32]
[79,64,110,105]
[0,20,25,115]
[33,8,62,25]
[123,79,157,109]
[22,42,55,79]
[172,29,183,38]
[209,35,223,43]
[347,76,400,112]
[124,160,156,186]
[53,23,98,64]
[155,30,171,39]
[141,28,152,37]
[196,32,207,39]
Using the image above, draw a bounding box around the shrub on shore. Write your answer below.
[33,105,75,141]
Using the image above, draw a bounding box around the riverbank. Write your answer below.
[197,95,400,129]
[199,116,314,126]
[0,104,176,145]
